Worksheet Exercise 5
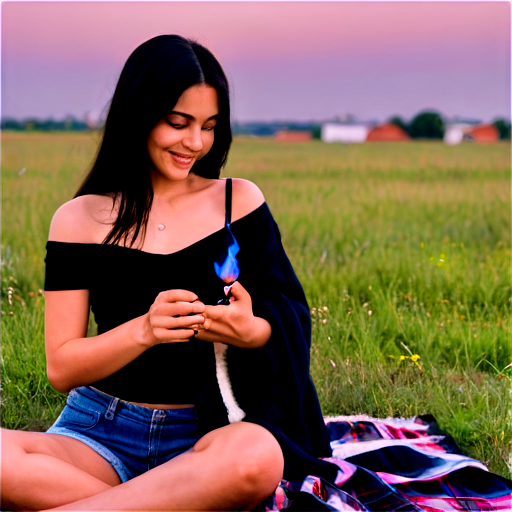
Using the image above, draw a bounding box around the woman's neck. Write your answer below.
[150,171,203,198]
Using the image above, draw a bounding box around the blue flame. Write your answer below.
[214,225,240,283]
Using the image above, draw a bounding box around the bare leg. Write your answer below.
[1,428,121,511]
[44,422,284,511]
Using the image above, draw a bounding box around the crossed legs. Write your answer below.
[1,422,284,511]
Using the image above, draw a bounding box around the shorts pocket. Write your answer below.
[60,404,102,430]
[60,390,103,430]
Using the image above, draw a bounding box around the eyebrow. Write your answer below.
[168,111,219,121]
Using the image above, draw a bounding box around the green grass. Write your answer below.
[1,133,511,477]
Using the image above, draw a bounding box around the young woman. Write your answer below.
[1,35,336,511]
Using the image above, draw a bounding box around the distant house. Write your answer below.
[321,123,369,143]
[366,123,410,142]
[466,124,499,143]
[444,121,499,144]
[444,124,470,145]
[274,130,312,142]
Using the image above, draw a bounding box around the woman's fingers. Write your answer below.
[196,281,254,340]
[154,289,200,305]
[228,281,250,301]
[146,290,208,345]
[152,327,196,343]
[151,301,205,318]
[147,282,256,345]
[151,314,205,330]
[203,304,227,321]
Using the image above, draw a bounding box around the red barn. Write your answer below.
[366,123,410,142]
[466,124,499,143]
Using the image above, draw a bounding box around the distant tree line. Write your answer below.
[389,111,511,140]
[232,121,322,139]
[2,113,510,140]
[492,119,512,140]
[1,117,88,131]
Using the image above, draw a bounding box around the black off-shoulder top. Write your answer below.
[44,195,262,404]
[45,183,337,482]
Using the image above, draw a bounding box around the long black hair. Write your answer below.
[75,35,232,247]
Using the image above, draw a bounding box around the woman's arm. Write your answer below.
[45,289,205,393]
[44,195,205,393]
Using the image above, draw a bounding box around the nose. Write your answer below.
[183,127,203,152]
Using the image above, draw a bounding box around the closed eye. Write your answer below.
[167,121,186,130]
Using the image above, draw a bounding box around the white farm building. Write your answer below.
[321,122,370,143]
[444,123,472,145]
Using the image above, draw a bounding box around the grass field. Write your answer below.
[1,132,511,477]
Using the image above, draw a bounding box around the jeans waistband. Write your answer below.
[72,386,197,422]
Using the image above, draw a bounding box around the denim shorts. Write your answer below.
[47,386,201,483]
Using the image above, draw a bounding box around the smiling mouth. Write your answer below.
[169,152,195,165]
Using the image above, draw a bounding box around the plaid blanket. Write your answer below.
[261,415,511,511]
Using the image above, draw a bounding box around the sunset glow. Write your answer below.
[2,1,510,122]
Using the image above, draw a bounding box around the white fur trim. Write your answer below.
[213,343,246,423]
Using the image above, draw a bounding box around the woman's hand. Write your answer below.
[142,290,205,346]
[194,282,271,348]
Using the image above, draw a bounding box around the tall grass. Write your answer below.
[1,133,510,477]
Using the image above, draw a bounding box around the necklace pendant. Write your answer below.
[157,224,165,231]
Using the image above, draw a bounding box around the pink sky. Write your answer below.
[2,1,510,122]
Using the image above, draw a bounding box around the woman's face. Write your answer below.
[147,84,219,184]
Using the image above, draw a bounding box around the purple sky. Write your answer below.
[1,1,510,123]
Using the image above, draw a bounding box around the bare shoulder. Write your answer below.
[48,194,117,243]
[230,178,265,221]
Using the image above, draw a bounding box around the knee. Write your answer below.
[193,422,284,505]
[228,423,284,501]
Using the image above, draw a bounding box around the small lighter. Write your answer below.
[217,284,234,305]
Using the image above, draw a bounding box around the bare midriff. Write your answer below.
[89,387,194,410]
[129,402,195,409]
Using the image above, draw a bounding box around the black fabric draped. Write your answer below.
[45,201,338,482]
